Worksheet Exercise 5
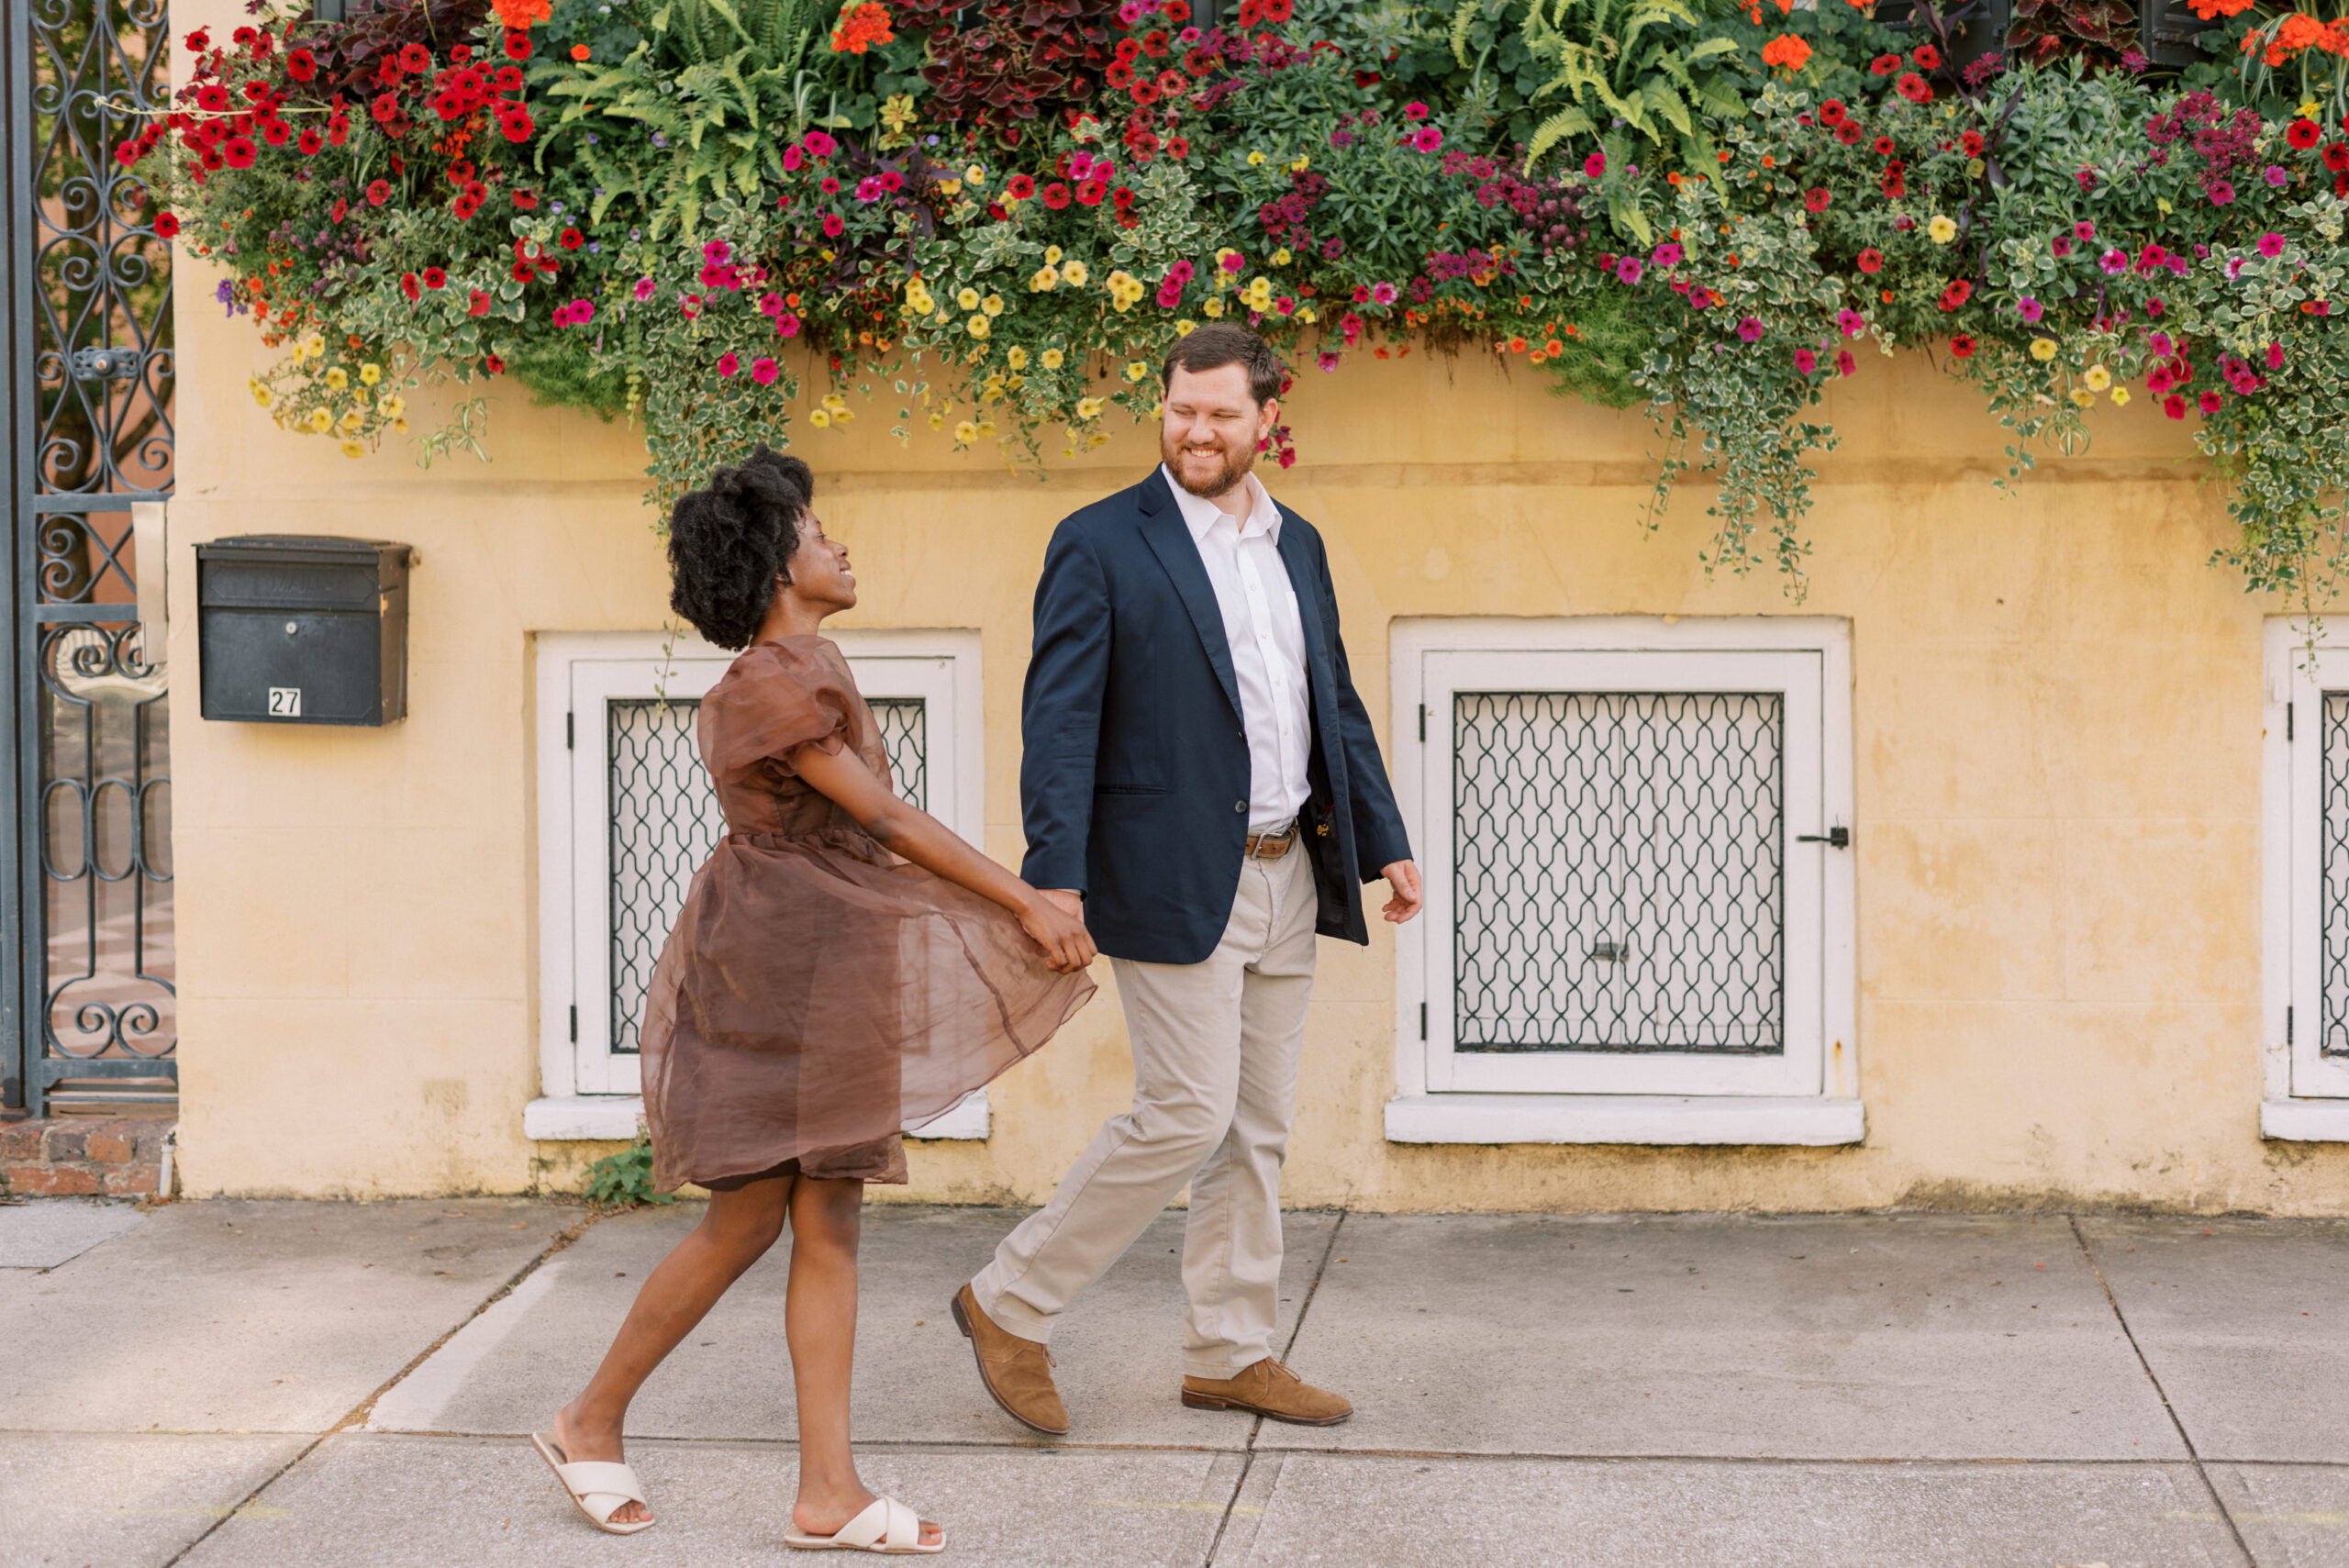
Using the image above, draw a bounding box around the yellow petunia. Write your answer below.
[1030,266,1059,292]
[2069,387,2096,408]
[300,334,325,360]
[1060,260,1089,287]
[1076,396,1105,419]
[324,367,349,391]
[340,439,365,459]
[1173,318,1196,335]
[2110,385,2132,406]
[378,395,406,418]
[340,409,364,432]
[963,163,986,184]
[1927,215,1956,244]
[249,381,273,408]
[392,418,409,434]
[1044,246,1063,265]
[981,294,1004,317]
[1272,248,1293,266]
[976,418,996,439]
[1247,150,1266,166]
[2083,365,2111,392]
[1123,361,1149,383]
[957,286,980,310]
[360,362,383,385]
[967,315,991,339]
[954,419,978,442]
[810,409,832,428]
[1007,347,1030,370]
[307,408,333,433]
[1040,348,1064,370]
[2030,338,2058,361]
[929,410,946,429]
[1203,297,1226,318]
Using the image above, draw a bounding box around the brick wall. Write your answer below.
[0,1117,172,1197]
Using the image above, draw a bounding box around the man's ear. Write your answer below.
[1259,397,1279,438]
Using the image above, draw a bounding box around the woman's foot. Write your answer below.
[793,1485,942,1549]
[551,1401,651,1527]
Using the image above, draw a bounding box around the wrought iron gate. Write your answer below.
[3,0,176,1116]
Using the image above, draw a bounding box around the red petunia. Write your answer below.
[222,137,257,169]
[485,355,505,374]
[151,211,180,239]
[2288,118,2322,150]
[1881,162,1906,198]
[396,42,431,73]
[504,29,532,60]
[1896,72,1932,104]
[1041,182,1072,208]
[401,272,421,301]
[511,260,537,283]
[1949,333,1975,357]
[298,127,324,155]
[1006,173,1036,199]
[1835,120,1864,146]
[469,289,492,316]
[559,227,584,250]
[1820,99,1848,125]
[366,179,391,205]
[1075,178,1107,205]
[1874,134,1896,155]
[1938,278,1971,310]
[1106,61,1135,88]
[1869,53,1899,74]
[1855,248,1884,273]
[1962,130,1984,157]
[512,190,539,210]
[285,48,317,81]
[262,120,291,146]
[422,266,447,289]
[1165,135,1191,158]
[2326,142,2349,172]
[1805,188,1831,212]
[1911,43,1942,68]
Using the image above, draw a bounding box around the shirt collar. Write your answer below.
[1160,463,1280,547]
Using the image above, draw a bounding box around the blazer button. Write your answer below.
[1234,801,1246,813]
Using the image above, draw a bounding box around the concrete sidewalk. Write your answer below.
[2,1199,2343,1566]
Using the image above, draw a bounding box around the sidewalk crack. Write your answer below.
[157,1206,607,1567]
[2067,1213,2254,1565]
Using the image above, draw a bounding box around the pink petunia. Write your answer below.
[2099,250,2127,275]
[1836,308,1865,337]
[633,277,656,302]
[2199,391,2222,413]
[717,352,740,377]
[758,292,785,317]
[2267,341,2285,371]
[1736,316,1763,343]
[1835,350,1855,376]
[775,312,801,339]
[1370,281,1399,305]
[751,357,779,385]
[1584,151,1606,177]
[1795,349,1818,375]
[2018,297,2043,322]
[703,239,731,266]
[1616,257,1643,284]
[2258,231,2285,258]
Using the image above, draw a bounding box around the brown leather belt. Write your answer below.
[1244,822,1298,859]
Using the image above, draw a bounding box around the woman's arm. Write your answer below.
[793,741,1097,973]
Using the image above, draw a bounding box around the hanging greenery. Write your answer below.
[137,0,2349,597]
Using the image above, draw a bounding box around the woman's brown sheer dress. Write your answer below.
[639,636,1095,1193]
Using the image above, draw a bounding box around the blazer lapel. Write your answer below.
[1275,510,1339,739]
[1135,470,1244,722]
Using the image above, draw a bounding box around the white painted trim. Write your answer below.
[2261,1097,2349,1141]
[529,628,993,1140]
[524,1095,647,1141]
[1384,1094,1865,1146]
[2263,619,2349,1099]
[525,1092,991,1142]
[1388,617,1858,1124]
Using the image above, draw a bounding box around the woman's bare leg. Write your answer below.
[551,1180,791,1526]
[784,1176,942,1548]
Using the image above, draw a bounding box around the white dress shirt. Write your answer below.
[1162,464,1311,833]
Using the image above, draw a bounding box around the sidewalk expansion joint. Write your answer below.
[2067,1212,2255,1566]
[157,1204,609,1568]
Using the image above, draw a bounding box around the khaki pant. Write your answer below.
[974,846,1317,1377]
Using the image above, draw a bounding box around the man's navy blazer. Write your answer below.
[1019,468,1413,965]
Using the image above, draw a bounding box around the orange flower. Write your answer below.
[2277,12,2325,50]
[489,0,551,27]
[1761,32,1812,72]
[829,0,894,53]
[570,42,590,60]
[2188,0,2254,18]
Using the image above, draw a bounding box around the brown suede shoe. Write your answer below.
[951,1283,1070,1437]
[1180,1358,1353,1426]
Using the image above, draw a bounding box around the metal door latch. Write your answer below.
[1797,826,1852,849]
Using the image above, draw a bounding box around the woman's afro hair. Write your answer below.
[666,445,816,651]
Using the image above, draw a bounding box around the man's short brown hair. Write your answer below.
[1161,323,1286,406]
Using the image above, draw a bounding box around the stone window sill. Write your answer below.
[524,1093,990,1143]
[1384,1094,1865,1147]
[2261,1098,2349,1142]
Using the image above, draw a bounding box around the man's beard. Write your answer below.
[1163,430,1254,500]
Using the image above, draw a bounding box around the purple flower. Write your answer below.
[2076,168,2098,190]
[2147,332,2174,357]
[1330,129,1355,149]
[2258,231,2285,258]
[2266,165,2289,187]
[2146,298,2165,317]
[703,239,730,265]
[1615,257,1644,284]
[2099,249,2128,275]
[1836,307,1865,337]
[1318,350,1341,372]
[2018,296,2043,322]
[2208,180,2235,206]
[1653,242,1684,267]
[2052,236,2072,258]
[1736,316,1764,343]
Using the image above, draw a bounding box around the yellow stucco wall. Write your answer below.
[164,231,2349,1212]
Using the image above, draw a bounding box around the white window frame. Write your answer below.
[2261,618,2349,1139]
[527,628,992,1141]
[1387,617,1862,1146]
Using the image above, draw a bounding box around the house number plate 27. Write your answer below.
[268,687,302,717]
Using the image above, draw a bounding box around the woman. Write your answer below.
[531,447,1097,1554]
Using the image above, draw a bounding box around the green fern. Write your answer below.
[1512,0,1745,175]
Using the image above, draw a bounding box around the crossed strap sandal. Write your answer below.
[784,1495,944,1554]
[529,1431,654,1535]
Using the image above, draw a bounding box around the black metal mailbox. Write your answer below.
[196,535,412,726]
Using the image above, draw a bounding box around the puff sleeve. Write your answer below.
[697,640,857,783]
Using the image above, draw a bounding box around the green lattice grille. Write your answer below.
[2321,694,2349,1056]
[1452,691,1786,1053]
[606,695,926,1053]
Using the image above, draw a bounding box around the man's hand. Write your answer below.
[1379,861,1424,924]
[1041,889,1085,920]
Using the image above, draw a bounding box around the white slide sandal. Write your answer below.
[529,1431,655,1536]
[783,1495,942,1553]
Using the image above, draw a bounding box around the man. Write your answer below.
[950,324,1420,1434]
